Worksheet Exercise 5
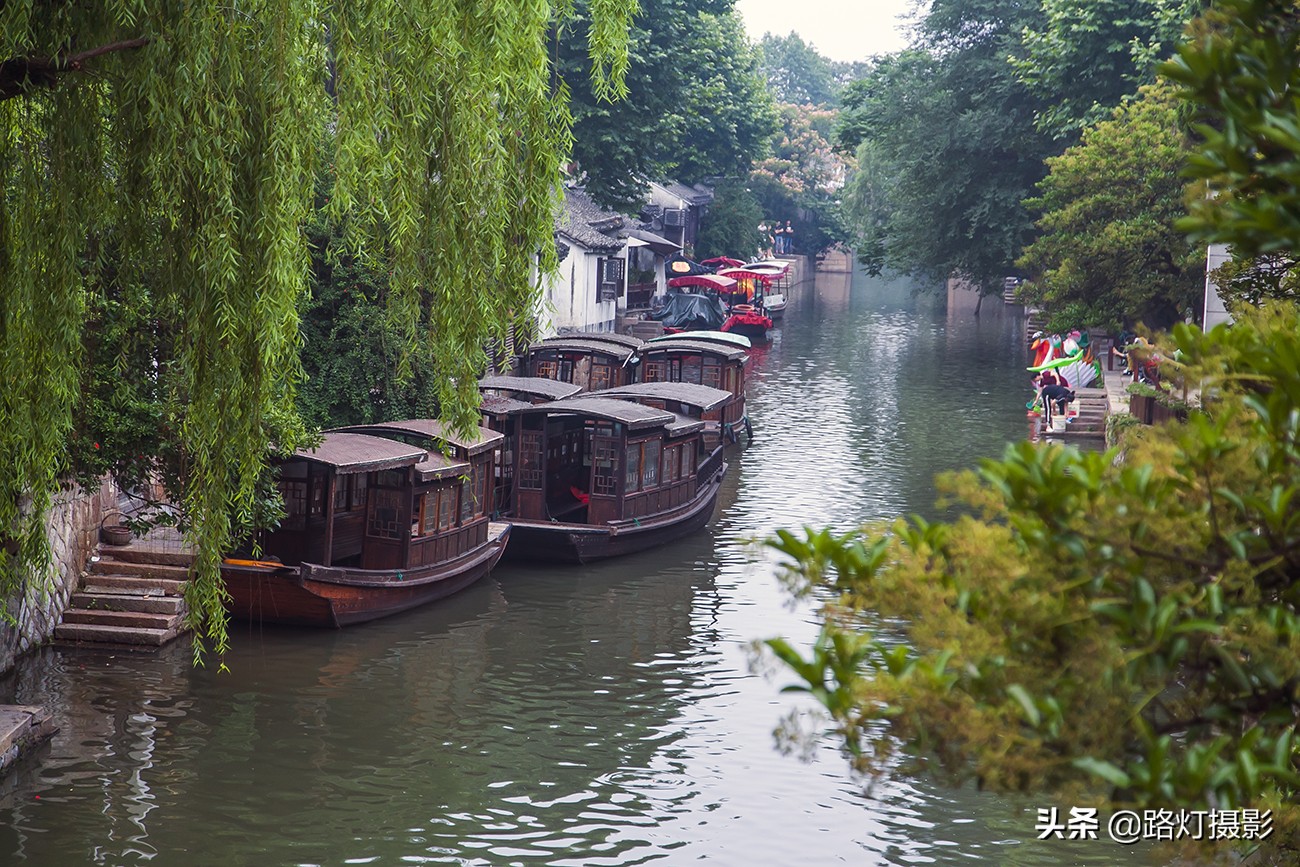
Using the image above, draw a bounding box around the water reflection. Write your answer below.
[0,264,1161,865]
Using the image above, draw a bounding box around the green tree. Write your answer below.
[834,0,1058,293]
[0,1,632,661]
[562,0,777,211]
[1017,84,1206,330]
[695,178,764,260]
[1012,0,1208,138]
[757,32,838,106]
[768,2,1300,859]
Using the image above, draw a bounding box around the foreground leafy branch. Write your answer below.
[766,304,1300,856]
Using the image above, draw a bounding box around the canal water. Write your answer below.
[0,265,1160,865]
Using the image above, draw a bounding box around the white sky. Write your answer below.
[734,0,917,63]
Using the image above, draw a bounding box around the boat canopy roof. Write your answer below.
[742,259,790,273]
[715,267,774,284]
[479,395,532,416]
[549,331,644,351]
[664,414,706,437]
[414,451,471,483]
[335,419,503,457]
[518,396,676,431]
[293,432,426,474]
[701,256,745,269]
[666,273,737,292]
[479,375,583,401]
[638,339,749,362]
[649,330,750,349]
[528,337,639,362]
[590,382,733,412]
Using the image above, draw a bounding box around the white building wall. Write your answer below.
[1203,243,1233,331]
[538,244,620,337]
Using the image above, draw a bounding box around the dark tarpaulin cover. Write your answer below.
[649,290,728,330]
[664,253,712,277]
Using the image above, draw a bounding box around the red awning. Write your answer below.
[716,267,775,284]
[701,256,746,269]
[667,273,738,292]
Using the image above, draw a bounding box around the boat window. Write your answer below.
[643,360,664,382]
[367,488,404,539]
[702,360,721,389]
[682,357,702,384]
[625,444,641,493]
[309,477,326,517]
[666,444,680,482]
[642,441,660,489]
[535,358,559,380]
[376,469,405,488]
[439,485,456,529]
[279,480,307,530]
[333,475,350,512]
[475,464,490,516]
[419,491,438,536]
[460,477,474,523]
[683,444,695,476]
[590,363,611,391]
[592,436,617,496]
[519,431,542,490]
[352,473,368,510]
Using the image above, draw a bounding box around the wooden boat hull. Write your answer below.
[503,464,726,564]
[223,523,511,627]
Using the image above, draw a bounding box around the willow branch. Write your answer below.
[0,38,149,101]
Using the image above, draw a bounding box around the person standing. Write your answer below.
[783,220,795,254]
[773,221,786,255]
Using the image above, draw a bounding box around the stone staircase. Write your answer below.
[1043,385,1108,440]
[54,543,191,648]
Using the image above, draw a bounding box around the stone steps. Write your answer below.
[53,622,179,647]
[54,544,191,650]
[70,590,183,615]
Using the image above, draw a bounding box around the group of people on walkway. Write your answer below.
[759,220,794,257]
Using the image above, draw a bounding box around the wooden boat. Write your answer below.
[715,268,778,338]
[649,330,752,349]
[636,337,752,446]
[490,395,727,563]
[222,426,510,627]
[522,334,642,392]
[478,375,584,514]
[591,382,736,452]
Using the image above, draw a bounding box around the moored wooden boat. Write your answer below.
[590,381,736,452]
[223,426,509,627]
[490,395,726,563]
[522,335,642,392]
[636,337,752,446]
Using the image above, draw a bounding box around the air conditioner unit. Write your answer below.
[662,208,685,227]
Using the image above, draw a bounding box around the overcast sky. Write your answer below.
[734,0,917,63]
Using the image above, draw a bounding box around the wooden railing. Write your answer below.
[627,282,656,311]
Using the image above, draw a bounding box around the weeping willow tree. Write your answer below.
[0,0,634,662]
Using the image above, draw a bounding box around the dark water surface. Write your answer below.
[1,267,1158,865]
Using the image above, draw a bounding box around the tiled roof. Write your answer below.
[556,187,626,252]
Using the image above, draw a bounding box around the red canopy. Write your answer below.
[716,267,775,284]
[701,256,746,269]
[668,273,738,292]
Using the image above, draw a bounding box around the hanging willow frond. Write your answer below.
[0,0,632,663]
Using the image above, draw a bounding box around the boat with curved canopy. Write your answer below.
[222,426,510,627]
[490,396,726,563]
[522,335,641,392]
[636,338,751,446]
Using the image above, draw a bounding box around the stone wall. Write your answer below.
[0,482,117,675]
